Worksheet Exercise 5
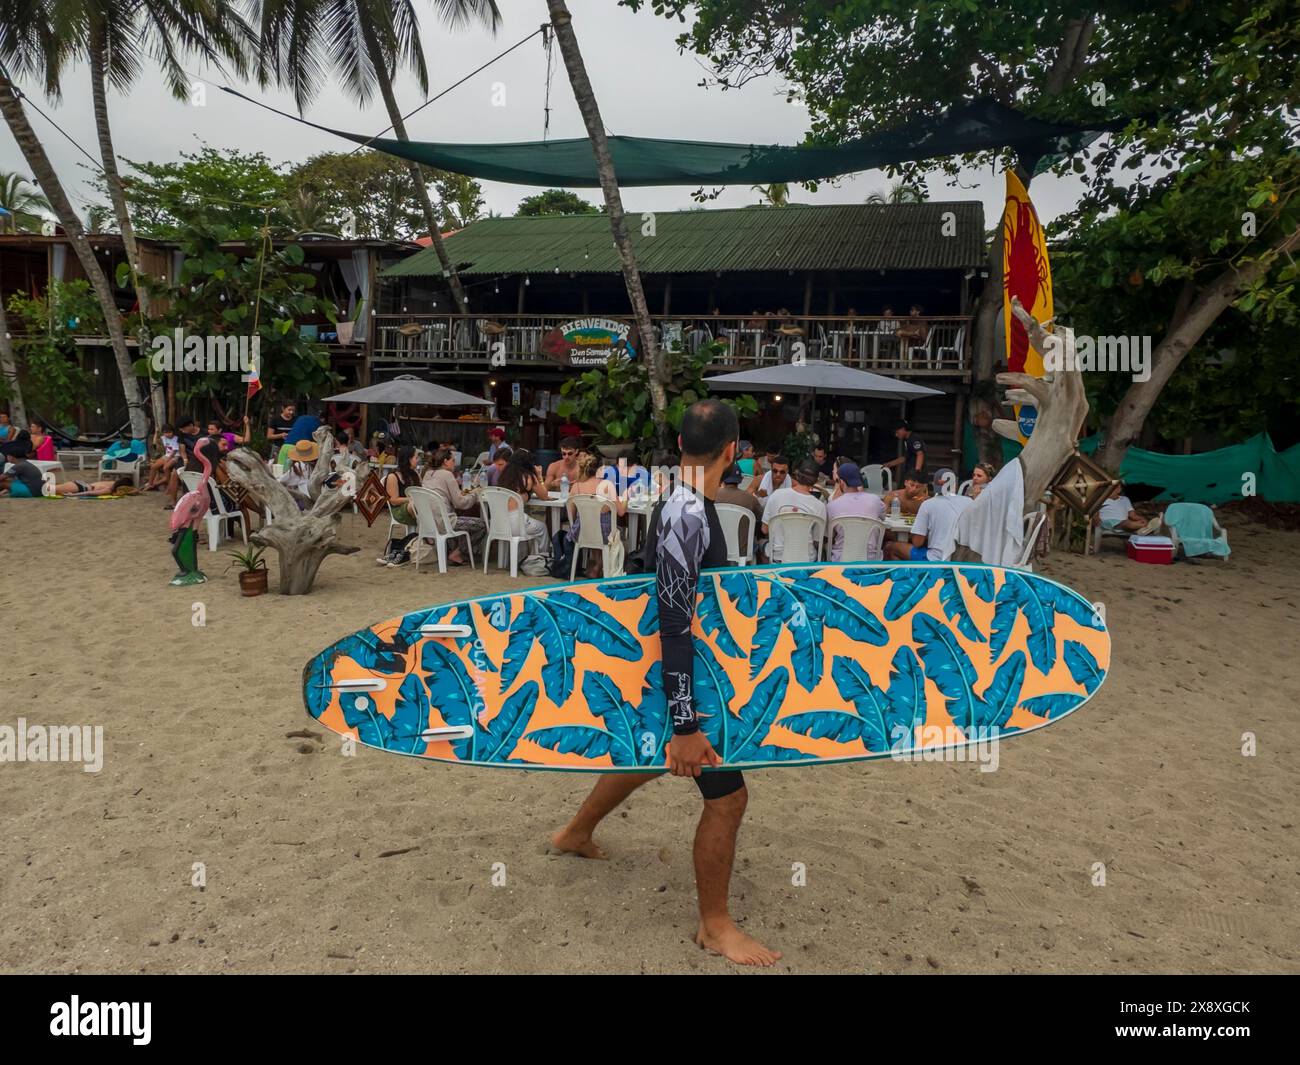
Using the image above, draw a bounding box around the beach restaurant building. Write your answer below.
[375,201,988,466]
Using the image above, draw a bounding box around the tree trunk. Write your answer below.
[969,222,1005,465]
[0,70,148,440]
[225,428,362,595]
[546,0,668,431]
[358,23,468,315]
[0,296,27,426]
[1095,224,1300,471]
[89,36,167,439]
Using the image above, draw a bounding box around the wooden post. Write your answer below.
[802,274,813,316]
[662,276,672,316]
[517,277,526,314]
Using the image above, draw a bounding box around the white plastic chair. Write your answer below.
[715,502,756,565]
[181,471,247,551]
[827,515,886,562]
[479,486,529,577]
[1012,511,1047,570]
[862,464,891,494]
[98,454,141,486]
[406,486,474,574]
[567,493,619,579]
[768,510,825,563]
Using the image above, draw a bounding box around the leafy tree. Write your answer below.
[515,188,601,217]
[864,181,925,205]
[750,182,790,207]
[3,281,98,423]
[633,0,1300,469]
[109,146,290,239]
[558,340,758,447]
[285,150,484,238]
[0,170,49,231]
[127,202,338,421]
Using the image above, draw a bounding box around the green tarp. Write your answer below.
[961,426,1300,503]
[223,90,1126,187]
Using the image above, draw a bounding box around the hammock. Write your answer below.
[221,90,1127,187]
[45,418,131,448]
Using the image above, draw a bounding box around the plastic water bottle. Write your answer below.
[890,495,901,520]
[560,474,569,500]
[461,469,471,491]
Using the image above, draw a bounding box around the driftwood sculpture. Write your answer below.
[995,296,1089,514]
[226,427,364,595]
[950,298,1088,564]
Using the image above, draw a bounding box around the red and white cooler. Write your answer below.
[1127,535,1175,564]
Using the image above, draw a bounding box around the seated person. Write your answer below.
[750,453,790,500]
[968,461,997,499]
[545,437,582,489]
[881,469,929,516]
[0,446,45,497]
[825,462,885,561]
[145,424,183,490]
[716,463,766,559]
[566,451,627,577]
[885,468,973,561]
[735,440,756,477]
[27,419,58,462]
[761,459,827,561]
[0,411,14,443]
[1096,482,1158,534]
[483,445,511,486]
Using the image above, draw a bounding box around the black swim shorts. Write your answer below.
[695,769,745,800]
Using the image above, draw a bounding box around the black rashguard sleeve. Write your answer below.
[656,489,709,736]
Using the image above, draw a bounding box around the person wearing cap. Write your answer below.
[825,462,885,561]
[885,467,973,562]
[716,463,766,559]
[487,427,508,461]
[761,459,827,562]
[883,419,926,475]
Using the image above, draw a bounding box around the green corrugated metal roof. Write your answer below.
[382,202,985,279]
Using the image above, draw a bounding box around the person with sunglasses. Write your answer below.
[545,436,583,490]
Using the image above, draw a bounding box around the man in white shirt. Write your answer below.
[750,454,789,500]
[885,468,973,561]
[761,460,827,561]
[1096,482,1157,533]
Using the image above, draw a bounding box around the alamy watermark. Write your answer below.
[150,328,259,380]
[1044,333,1151,382]
[0,718,103,772]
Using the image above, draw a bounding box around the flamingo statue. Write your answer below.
[168,443,213,586]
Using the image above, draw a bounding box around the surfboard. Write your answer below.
[302,563,1110,772]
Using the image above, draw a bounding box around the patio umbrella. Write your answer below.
[704,360,945,402]
[325,374,493,407]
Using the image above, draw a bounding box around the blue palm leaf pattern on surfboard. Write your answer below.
[303,562,1110,772]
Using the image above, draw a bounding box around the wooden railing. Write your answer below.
[371,314,971,375]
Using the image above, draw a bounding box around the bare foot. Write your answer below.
[695,920,781,967]
[547,828,608,860]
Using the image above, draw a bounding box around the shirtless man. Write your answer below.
[544,436,582,489]
[550,399,781,967]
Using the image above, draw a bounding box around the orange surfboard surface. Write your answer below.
[303,563,1110,773]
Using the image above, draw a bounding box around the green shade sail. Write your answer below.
[222,90,1126,187]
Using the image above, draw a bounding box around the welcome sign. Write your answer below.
[541,318,636,367]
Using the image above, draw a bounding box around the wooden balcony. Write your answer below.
[371,314,971,376]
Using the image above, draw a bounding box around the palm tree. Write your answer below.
[0,37,149,439]
[545,0,667,431]
[751,182,790,207]
[0,169,50,231]
[250,0,501,314]
[865,181,927,205]
[281,187,333,234]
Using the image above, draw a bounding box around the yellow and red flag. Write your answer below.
[1002,170,1053,443]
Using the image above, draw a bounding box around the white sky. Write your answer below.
[1,0,1093,230]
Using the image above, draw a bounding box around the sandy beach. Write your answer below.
[1,494,1296,974]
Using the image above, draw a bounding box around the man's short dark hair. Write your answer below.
[6,444,30,460]
[793,460,820,486]
[679,398,738,462]
[559,435,581,451]
[771,454,790,468]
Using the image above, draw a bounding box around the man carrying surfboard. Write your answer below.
[551,399,782,968]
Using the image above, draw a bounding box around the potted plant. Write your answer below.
[227,546,269,597]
